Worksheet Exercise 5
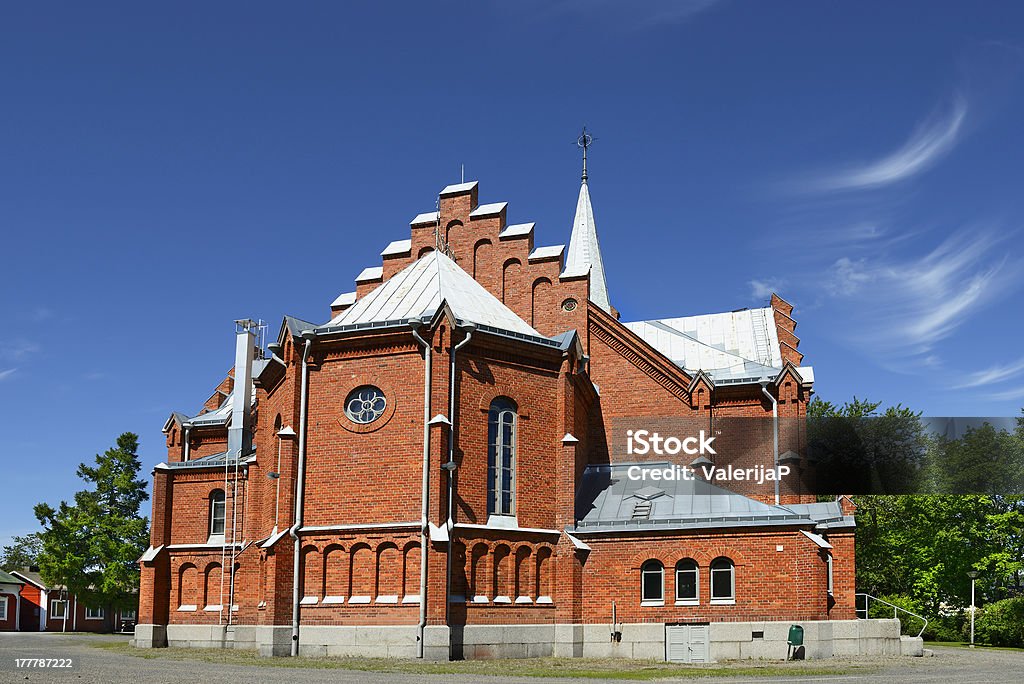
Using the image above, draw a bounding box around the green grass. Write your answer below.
[90,641,873,680]
[926,640,1024,653]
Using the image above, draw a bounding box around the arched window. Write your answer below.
[710,557,735,603]
[209,489,226,538]
[675,559,699,603]
[640,560,664,604]
[487,397,517,516]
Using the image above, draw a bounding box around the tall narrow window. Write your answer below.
[209,489,226,537]
[826,553,834,596]
[641,560,664,604]
[710,557,735,603]
[487,397,517,516]
[675,559,699,603]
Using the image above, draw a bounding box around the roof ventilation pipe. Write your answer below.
[228,321,257,459]
[409,318,431,658]
[289,330,315,657]
[759,378,780,505]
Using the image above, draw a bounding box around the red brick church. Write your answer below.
[136,143,878,661]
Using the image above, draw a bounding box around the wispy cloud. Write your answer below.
[534,0,723,30]
[749,278,784,301]
[954,357,1024,389]
[0,369,16,381]
[986,385,1024,402]
[819,229,1021,363]
[806,96,967,193]
[1,339,39,362]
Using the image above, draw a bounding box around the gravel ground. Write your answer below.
[1,632,1022,683]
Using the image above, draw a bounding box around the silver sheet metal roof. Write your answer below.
[573,462,820,532]
[563,181,611,312]
[624,308,784,384]
[324,250,540,337]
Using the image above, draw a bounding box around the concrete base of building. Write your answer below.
[141,618,907,662]
[132,624,167,648]
[422,625,451,661]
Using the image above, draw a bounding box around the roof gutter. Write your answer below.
[289,331,314,657]
[760,378,780,505]
[409,319,431,659]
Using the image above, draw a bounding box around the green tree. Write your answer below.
[34,432,149,619]
[0,532,43,571]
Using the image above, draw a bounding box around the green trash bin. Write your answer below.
[787,624,804,660]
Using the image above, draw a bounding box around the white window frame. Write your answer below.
[209,489,226,539]
[0,595,7,621]
[710,557,735,604]
[487,399,517,517]
[675,559,700,605]
[826,553,834,596]
[50,599,68,620]
[121,609,136,621]
[640,560,664,606]
[85,605,105,620]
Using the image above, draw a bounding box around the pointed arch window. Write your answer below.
[487,397,517,517]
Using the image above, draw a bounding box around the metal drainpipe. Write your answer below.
[289,332,314,657]
[183,424,192,461]
[409,320,431,658]
[760,379,780,505]
[445,324,474,623]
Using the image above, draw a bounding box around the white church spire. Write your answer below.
[563,128,611,312]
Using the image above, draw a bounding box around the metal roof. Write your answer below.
[440,180,478,196]
[381,239,412,257]
[499,222,534,239]
[355,266,384,283]
[410,211,439,226]
[528,245,564,261]
[563,181,611,312]
[624,308,784,384]
[165,450,247,469]
[573,462,818,532]
[331,291,356,308]
[323,250,540,337]
[469,201,507,218]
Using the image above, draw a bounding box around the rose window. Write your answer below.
[344,386,387,424]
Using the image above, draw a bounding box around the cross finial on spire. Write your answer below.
[577,126,593,184]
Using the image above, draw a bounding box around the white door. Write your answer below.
[666,624,709,663]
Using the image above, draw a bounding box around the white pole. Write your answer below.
[970,577,976,647]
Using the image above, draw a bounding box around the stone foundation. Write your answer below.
[136,618,906,661]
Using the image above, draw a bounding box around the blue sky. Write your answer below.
[2,1,1024,545]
